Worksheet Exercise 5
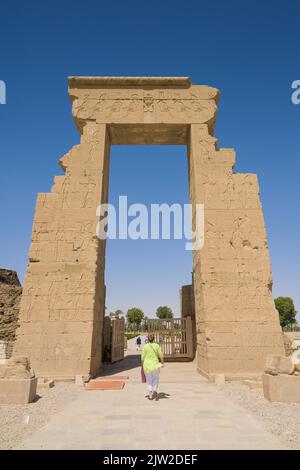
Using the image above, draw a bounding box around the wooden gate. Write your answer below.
[111,318,125,362]
[102,317,125,363]
[147,317,194,360]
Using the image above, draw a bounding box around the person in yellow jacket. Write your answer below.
[141,333,164,400]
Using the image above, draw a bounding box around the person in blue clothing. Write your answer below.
[136,335,142,351]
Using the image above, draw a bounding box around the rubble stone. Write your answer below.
[0,356,35,380]
[265,355,295,376]
[0,269,22,358]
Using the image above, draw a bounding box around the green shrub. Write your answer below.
[274,297,298,329]
[125,332,139,340]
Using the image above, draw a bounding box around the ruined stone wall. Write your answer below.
[0,269,22,358]
[14,123,110,378]
[14,76,284,379]
[189,124,284,377]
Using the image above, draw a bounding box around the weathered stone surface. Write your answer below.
[37,378,54,388]
[285,332,300,351]
[0,355,35,379]
[14,76,284,379]
[214,374,225,385]
[0,269,20,286]
[263,373,300,403]
[243,380,263,389]
[283,333,294,356]
[0,377,37,404]
[291,350,300,372]
[180,284,195,318]
[68,76,192,88]
[75,374,90,386]
[0,269,22,358]
[69,77,218,131]
[264,355,295,376]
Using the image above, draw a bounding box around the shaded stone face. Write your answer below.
[0,269,22,359]
[14,76,284,379]
[0,269,21,286]
[180,284,195,319]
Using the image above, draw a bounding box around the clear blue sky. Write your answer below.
[0,0,299,319]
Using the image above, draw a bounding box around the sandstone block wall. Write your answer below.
[189,124,284,376]
[14,77,284,379]
[14,123,110,378]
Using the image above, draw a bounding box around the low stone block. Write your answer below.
[263,373,300,403]
[264,355,295,375]
[0,355,35,380]
[0,377,37,404]
[75,374,91,386]
[243,380,263,389]
[214,374,225,386]
[37,378,54,389]
[75,375,85,386]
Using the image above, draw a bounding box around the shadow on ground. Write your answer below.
[99,354,141,376]
[32,394,42,403]
[145,392,171,401]
[157,392,170,400]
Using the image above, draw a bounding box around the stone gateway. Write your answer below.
[14,77,284,379]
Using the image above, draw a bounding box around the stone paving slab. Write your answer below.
[85,380,125,390]
[16,360,287,450]
[93,375,129,381]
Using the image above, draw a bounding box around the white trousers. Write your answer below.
[145,368,160,392]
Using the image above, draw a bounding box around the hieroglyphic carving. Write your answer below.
[69,85,219,101]
[155,98,216,122]
[72,96,216,124]
[14,77,284,380]
[143,94,154,113]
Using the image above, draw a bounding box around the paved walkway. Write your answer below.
[17,341,286,450]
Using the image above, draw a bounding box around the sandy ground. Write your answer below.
[0,382,81,450]
[219,381,300,450]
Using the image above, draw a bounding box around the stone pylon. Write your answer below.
[14,77,284,379]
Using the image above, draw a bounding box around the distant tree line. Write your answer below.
[109,297,299,332]
[108,305,174,331]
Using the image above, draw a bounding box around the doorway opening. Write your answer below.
[103,144,195,362]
